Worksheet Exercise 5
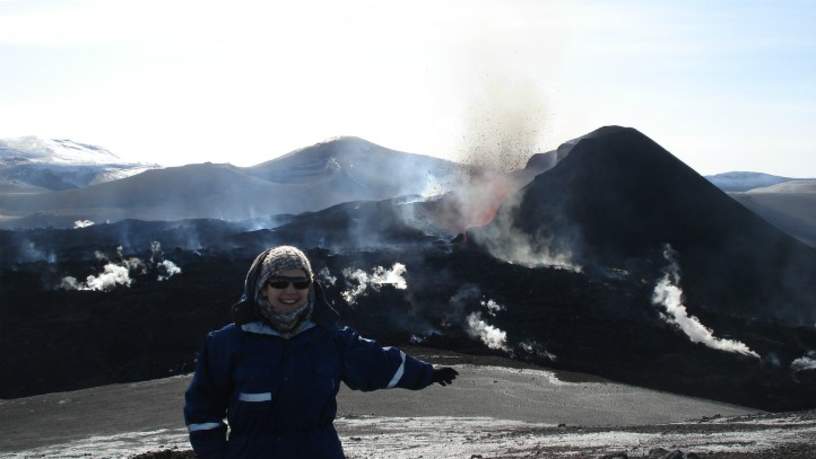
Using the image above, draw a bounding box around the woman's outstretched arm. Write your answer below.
[335,326,456,391]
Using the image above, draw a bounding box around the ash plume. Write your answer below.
[471,189,582,271]
[340,263,408,305]
[465,311,509,351]
[458,76,546,174]
[652,245,759,358]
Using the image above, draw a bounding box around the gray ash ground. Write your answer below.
[3,350,816,459]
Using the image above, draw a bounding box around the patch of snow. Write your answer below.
[0,137,122,165]
[73,219,94,229]
[7,416,816,459]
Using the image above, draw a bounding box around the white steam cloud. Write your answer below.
[410,334,426,344]
[341,263,408,305]
[518,340,557,362]
[61,263,132,292]
[481,298,504,317]
[73,219,94,229]
[465,312,509,351]
[318,267,337,286]
[151,241,181,281]
[652,245,759,359]
[791,352,816,372]
[157,260,181,281]
[60,241,181,291]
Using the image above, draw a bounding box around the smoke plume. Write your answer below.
[518,340,557,362]
[652,245,759,358]
[471,189,582,271]
[341,263,408,305]
[465,311,509,351]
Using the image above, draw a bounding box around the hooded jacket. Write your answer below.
[183,282,434,459]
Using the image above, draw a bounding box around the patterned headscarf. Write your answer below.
[249,246,315,334]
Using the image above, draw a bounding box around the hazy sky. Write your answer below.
[0,0,813,176]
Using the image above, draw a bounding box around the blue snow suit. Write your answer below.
[183,286,434,459]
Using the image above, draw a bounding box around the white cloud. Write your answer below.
[465,312,509,351]
[341,263,408,305]
[791,352,816,372]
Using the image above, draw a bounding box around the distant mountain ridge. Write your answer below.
[0,136,157,192]
[705,171,795,192]
[0,137,467,226]
[0,137,121,165]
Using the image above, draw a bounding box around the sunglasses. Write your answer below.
[266,277,312,290]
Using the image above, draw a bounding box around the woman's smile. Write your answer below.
[263,268,310,313]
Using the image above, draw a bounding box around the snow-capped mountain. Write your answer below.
[0,137,468,224]
[0,137,158,192]
[0,137,122,165]
[705,171,793,192]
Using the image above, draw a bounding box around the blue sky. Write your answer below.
[0,0,813,176]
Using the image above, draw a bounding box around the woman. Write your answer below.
[184,246,458,458]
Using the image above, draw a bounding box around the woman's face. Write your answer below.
[262,268,311,314]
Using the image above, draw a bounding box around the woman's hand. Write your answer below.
[431,367,459,386]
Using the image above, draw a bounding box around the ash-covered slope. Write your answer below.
[0,138,466,225]
[0,137,156,192]
[475,126,816,324]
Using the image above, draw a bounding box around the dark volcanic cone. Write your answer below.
[472,126,816,324]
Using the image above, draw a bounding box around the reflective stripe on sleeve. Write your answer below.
[386,350,407,388]
[188,422,222,432]
[238,392,272,402]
